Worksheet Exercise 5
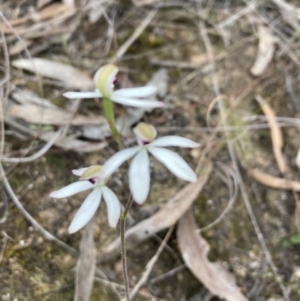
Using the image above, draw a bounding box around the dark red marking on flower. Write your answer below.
[142,141,150,145]
[89,178,96,184]
[113,78,118,86]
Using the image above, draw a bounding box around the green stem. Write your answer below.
[103,97,123,149]
[103,97,132,299]
[120,195,133,301]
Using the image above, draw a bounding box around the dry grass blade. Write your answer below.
[250,25,275,77]
[128,226,174,301]
[177,210,248,301]
[255,95,288,174]
[248,168,300,191]
[74,218,96,301]
[12,58,93,89]
[112,8,157,61]
[99,159,212,262]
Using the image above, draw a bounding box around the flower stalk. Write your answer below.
[120,196,133,301]
[103,97,123,149]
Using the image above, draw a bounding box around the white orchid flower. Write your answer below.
[63,64,164,108]
[96,122,200,204]
[49,165,121,234]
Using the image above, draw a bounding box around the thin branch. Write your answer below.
[1,127,63,163]
[112,8,157,62]
[0,162,77,254]
[128,226,174,300]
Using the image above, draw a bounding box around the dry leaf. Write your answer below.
[273,0,299,30]
[40,131,107,152]
[255,95,287,174]
[249,168,300,191]
[99,160,212,262]
[177,210,248,301]
[251,25,275,76]
[11,88,57,107]
[74,219,96,301]
[9,103,107,126]
[9,40,33,56]
[12,58,93,89]
[37,0,54,9]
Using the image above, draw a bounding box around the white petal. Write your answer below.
[100,147,140,178]
[111,95,164,108]
[50,181,94,198]
[149,147,197,182]
[113,85,157,98]
[68,188,102,234]
[129,149,150,204]
[63,91,101,99]
[72,167,89,176]
[102,187,121,228]
[150,136,200,148]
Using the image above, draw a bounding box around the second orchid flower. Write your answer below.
[96,122,200,204]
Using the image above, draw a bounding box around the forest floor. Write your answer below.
[1,0,300,300]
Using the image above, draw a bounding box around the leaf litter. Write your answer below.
[177,210,248,301]
[3,0,300,300]
[12,58,93,89]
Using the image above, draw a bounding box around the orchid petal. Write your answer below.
[149,147,197,182]
[102,187,121,228]
[129,149,150,204]
[113,85,157,98]
[100,147,140,178]
[63,91,101,99]
[134,122,157,144]
[94,64,118,97]
[150,136,200,148]
[68,188,102,234]
[50,181,94,198]
[111,95,164,108]
[72,167,89,176]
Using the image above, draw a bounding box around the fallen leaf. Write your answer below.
[9,40,33,56]
[9,103,107,126]
[99,160,212,262]
[37,0,54,9]
[12,58,93,89]
[255,95,287,174]
[11,88,57,107]
[250,25,275,76]
[177,210,248,301]
[40,131,108,152]
[273,0,299,30]
[147,68,169,98]
[248,168,300,191]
